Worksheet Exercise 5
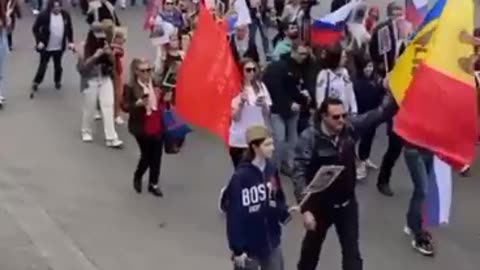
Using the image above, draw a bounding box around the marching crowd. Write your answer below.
[0,0,477,270]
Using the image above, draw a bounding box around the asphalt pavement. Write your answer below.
[0,2,479,270]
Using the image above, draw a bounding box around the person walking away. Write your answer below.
[263,41,310,176]
[292,93,398,270]
[353,57,383,180]
[230,24,260,65]
[0,2,10,108]
[225,125,290,270]
[7,0,21,51]
[31,0,74,95]
[315,44,357,114]
[125,58,172,197]
[77,27,123,148]
[111,27,127,125]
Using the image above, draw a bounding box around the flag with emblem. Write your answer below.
[390,0,477,170]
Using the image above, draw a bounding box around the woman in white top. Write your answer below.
[229,58,272,167]
[315,44,357,114]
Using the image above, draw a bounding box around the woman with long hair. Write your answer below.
[159,34,183,101]
[125,58,172,197]
[315,44,357,114]
[353,56,384,180]
[0,1,10,107]
[219,58,272,214]
[77,23,123,148]
[228,58,272,168]
[225,125,290,270]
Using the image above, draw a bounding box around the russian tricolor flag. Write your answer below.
[425,156,452,227]
[310,1,361,47]
[405,0,428,29]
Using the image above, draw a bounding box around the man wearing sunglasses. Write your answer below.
[291,92,397,270]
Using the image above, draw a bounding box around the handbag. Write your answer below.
[162,104,192,139]
[163,104,191,154]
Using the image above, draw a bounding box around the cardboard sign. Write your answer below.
[299,165,345,207]
[377,25,392,56]
[162,65,179,88]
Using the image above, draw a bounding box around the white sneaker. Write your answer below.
[94,112,102,121]
[115,116,125,125]
[106,138,123,148]
[356,161,367,180]
[82,132,93,142]
[32,9,39,15]
[366,159,378,170]
[120,3,126,9]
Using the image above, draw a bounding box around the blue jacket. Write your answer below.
[226,161,290,259]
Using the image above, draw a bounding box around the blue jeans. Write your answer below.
[0,30,8,99]
[403,146,433,236]
[271,113,299,169]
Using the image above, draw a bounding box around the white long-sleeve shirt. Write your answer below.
[315,68,357,114]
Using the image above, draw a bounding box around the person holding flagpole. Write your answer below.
[292,90,398,270]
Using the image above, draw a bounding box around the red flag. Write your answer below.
[176,6,241,144]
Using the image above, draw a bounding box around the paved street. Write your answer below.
[0,1,479,270]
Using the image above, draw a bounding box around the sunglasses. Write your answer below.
[244,67,256,73]
[165,2,174,5]
[138,68,152,73]
[331,113,347,120]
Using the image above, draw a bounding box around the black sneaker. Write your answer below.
[55,83,62,90]
[412,232,435,256]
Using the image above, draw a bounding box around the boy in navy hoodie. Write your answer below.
[226,126,291,270]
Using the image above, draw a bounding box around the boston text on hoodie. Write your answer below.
[226,161,290,260]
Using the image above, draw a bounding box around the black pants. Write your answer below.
[7,32,12,50]
[358,127,376,161]
[377,129,403,186]
[297,200,362,270]
[229,147,246,168]
[134,135,164,186]
[33,50,64,85]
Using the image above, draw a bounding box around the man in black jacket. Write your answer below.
[31,0,74,93]
[292,93,397,270]
[263,41,310,175]
[368,2,404,196]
